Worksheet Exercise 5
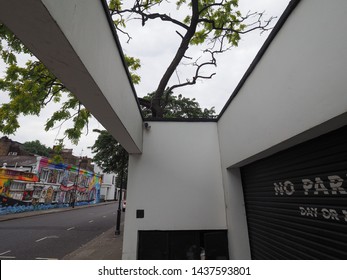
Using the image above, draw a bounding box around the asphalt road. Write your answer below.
[0,203,120,260]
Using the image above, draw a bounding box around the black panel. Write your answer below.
[137,230,229,260]
[136,209,144,218]
[169,231,200,260]
[241,125,347,259]
[204,231,229,260]
[137,231,169,260]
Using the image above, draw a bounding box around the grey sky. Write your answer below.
[0,0,290,158]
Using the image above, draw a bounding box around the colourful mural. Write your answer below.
[0,168,39,206]
[0,157,102,210]
[0,168,39,183]
[37,157,102,204]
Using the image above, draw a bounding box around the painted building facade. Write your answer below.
[0,156,102,208]
[0,168,39,206]
[36,157,102,205]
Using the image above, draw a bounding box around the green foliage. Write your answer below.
[110,0,271,117]
[141,91,216,118]
[112,0,247,48]
[189,0,245,47]
[109,0,122,11]
[0,58,91,144]
[0,60,66,135]
[0,23,31,64]
[22,140,53,157]
[0,24,144,144]
[91,129,128,188]
[124,55,141,85]
[51,139,64,164]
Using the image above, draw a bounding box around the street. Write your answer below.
[0,202,120,260]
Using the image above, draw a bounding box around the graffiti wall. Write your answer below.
[0,168,39,206]
[0,157,102,208]
[37,157,102,204]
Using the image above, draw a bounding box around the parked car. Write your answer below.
[122,200,126,212]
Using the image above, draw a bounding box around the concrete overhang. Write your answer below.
[0,0,143,154]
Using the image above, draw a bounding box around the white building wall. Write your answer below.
[99,184,116,201]
[217,0,347,259]
[41,0,143,153]
[122,122,227,259]
[219,0,347,168]
[94,165,116,201]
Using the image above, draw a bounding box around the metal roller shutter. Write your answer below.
[241,125,347,259]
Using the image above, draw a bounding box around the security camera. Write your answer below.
[144,122,151,130]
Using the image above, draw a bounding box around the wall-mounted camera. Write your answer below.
[144,122,151,130]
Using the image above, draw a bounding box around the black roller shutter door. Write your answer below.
[241,125,347,259]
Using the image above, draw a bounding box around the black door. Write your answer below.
[137,230,229,260]
[204,231,229,260]
[241,125,347,259]
[137,231,169,260]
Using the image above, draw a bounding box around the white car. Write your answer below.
[122,200,126,212]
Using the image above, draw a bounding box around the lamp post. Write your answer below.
[115,152,125,235]
[115,168,124,235]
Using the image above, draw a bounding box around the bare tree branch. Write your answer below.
[112,0,188,30]
[199,11,275,35]
[168,50,218,92]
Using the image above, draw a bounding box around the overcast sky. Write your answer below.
[0,0,290,158]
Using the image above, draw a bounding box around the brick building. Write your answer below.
[0,136,30,157]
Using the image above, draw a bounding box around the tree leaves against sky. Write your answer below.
[91,129,128,187]
[110,0,273,117]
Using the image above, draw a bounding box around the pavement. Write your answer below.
[0,201,124,260]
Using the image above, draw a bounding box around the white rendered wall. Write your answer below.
[100,184,115,201]
[107,185,116,201]
[218,0,347,168]
[122,122,226,259]
[94,165,116,201]
[218,0,347,259]
[41,0,143,154]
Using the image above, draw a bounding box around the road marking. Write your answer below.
[0,251,16,259]
[36,237,47,242]
[103,216,107,218]
[88,220,94,223]
[35,257,58,260]
[67,227,75,231]
[35,236,59,242]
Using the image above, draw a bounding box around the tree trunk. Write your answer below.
[151,0,200,118]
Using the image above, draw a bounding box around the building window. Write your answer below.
[56,171,64,184]
[8,181,26,201]
[10,182,26,191]
[40,169,49,182]
[33,189,42,198]
[9,191,23,200]
[52,191,58,202]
